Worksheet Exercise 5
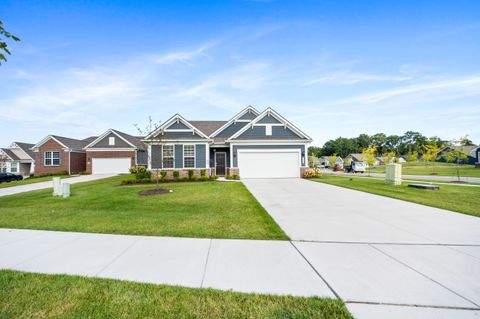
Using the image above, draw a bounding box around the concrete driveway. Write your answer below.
[0,174,116,197]
[243,178,480,318]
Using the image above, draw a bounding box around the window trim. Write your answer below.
[44,151,61,166]
[183,144,196,168]
[10,162,18,173]
[162,144,175,169]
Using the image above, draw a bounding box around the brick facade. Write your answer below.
[86,150,136,173]
[34,139,87,175]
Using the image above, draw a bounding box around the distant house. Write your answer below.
[0,142,35,177]
[397,156,407,163]
[31,135,95,175]
[345,153,380,166]
[436,145,479,165]
[320,156,343,167]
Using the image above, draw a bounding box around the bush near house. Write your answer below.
[303,168,322,178]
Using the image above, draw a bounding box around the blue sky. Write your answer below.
[1,0,480,147]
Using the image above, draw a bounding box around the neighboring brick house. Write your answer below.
[143,106,312,178]
[31,135,94,175]
[0,142,35,177]
[84,129,147,174]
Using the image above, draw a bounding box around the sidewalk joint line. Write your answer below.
[95,237,141,276]
[291,239,480,246]
[290,241,342,300]
[200,239,213,288]
[370,244,480,308]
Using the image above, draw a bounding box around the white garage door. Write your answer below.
[92,157,131,174]
[238,150,300,179]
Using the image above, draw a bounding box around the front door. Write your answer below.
[215,152,226,176]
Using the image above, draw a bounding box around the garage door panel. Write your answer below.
[92,158,131,174]
[238,151,299,179]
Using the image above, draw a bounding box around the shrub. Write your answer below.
[232,174,240,180]
[303,168,321,179]
[200,176,209,182]
[210,175,219,181]
[130,166,150,180]
[160,171,167,179]
[191,176,198,181]
[33,171,69,178]
[188,169,194,180]
[161,176,168,183]
[173,171,180,178]
[182,176,189,182]
[226,175,233,180]
[200,169,206,177]
[140,178,152,183]
[121,179,134,185]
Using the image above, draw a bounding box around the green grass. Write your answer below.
[0,270,352,319]
[0,175,70,189]
[312,175,480,218]
[369,162,480,177]
[0,176,287,240]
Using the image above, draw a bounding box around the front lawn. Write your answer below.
[0,175,70,189]
[0,270,352,319]
[369,162,480,177]
[0,176,287,240]
[312,175,480,218]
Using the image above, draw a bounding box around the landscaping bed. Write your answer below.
[312,175,479,218]
[0,270,352,319]
[0,175,287,240]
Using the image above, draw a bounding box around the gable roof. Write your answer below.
[32,135,90,150]
[84,129,145,150]
[227,107,312,141]
[438,145,479,157]
[1,148,19,161]
[209,106,260,138]
[14,142,35,159]
[144,114,210,140]
[189,121,227,136]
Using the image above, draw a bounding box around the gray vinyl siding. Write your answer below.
[90,133,132,148]
[175,145,183,168]
[151,145,162,169]
[166,121,190,130]
[215,122,248,137]
[238,112,257,120]
[195,144,206,168]
[235,126,304,140]
[136,150,148,165]
[257,115,281,124]
[156,131,206,140]
[232,144,306,167]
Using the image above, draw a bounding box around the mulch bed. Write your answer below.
[138,189,172,196]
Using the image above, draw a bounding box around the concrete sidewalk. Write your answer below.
[0,174,116,197]
[1,228,479,318]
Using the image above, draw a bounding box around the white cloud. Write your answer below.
[152,42,217,65]
[302,72,411,86]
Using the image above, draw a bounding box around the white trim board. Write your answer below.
[144,114,210,140]
[84,129,137,149]
[209,106,260,138]
[228,107,312,141]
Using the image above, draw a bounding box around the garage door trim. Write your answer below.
[237,149,301,179]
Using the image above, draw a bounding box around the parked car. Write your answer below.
[0,173,23,183]
[344,161,367,173]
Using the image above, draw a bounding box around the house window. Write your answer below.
[109,136,115,146]
[163,145,174,168]
[265,125,272,136]
[183,145,195,168]
[44,151,60,166]
[10,162,18,173]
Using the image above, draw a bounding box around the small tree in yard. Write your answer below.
[383,151,396,164]
[441,146,468,182]
[361,146,377,176]
[134,116,162,188]
[406,151,419,162]
[327,154,337,169]
[422,144,443,175]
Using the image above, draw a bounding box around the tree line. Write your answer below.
[308,131,475,158]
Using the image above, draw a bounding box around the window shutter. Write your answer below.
[41,152,45,166]
[59,151,62,165]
